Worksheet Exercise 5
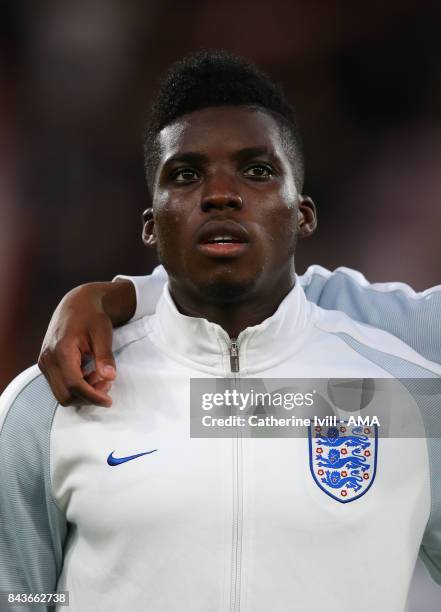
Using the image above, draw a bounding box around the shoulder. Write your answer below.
[112,316,151,355]
[311,303,441,377]
[0,366,59,503]
[0,365,58,435]
[300,264,441,299]
[299,266,441,364]
[300,264,441,314]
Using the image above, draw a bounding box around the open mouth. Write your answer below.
[204,236,243,244]
[197,222,249,258]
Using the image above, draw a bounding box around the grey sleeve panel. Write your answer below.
[302,270,441,363]
[420,438,441,585]
[334,332,441,585]
[0,374,67,611]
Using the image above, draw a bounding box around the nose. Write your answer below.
[200,173,243,213]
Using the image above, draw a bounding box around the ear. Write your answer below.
[142,208,157,247]
[297,195,317,238]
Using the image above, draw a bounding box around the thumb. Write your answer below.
[90,315,117,380]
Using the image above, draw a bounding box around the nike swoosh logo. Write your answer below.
[107,449,157,466]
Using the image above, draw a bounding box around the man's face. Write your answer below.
[143,106,316,303]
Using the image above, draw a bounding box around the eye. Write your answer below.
[172,168,200,183]
[243,163,274,179]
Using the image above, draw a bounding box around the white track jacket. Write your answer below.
[1,275,441,612]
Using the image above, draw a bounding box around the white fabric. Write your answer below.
[43,281,440,611]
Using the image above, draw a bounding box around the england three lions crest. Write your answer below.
[309,424,378,503]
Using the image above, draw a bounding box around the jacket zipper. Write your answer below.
[230,338,240,373]
[229,338,242,612]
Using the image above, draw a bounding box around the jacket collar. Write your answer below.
[148,278,313,375]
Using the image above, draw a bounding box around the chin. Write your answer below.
[193,274,259,304]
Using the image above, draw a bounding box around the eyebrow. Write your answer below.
[161,146,274,171]
[231,146,272,162]
[161,152,208,171]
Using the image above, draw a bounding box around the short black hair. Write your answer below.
[144,50,304,193]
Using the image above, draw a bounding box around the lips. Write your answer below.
[196,220,249,258]
[197,220,249,245]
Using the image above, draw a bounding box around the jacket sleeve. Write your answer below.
[420,434,441,585]
[0,368,67,611]
[114,265,167,321]
[301,265,441,364]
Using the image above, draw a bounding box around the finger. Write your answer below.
[67,378,113,407]
[85,371,113,396]
[89,316,117,381]
[55,343,113,407]
[84,370,103,386]
[38,359,74,406]
[93,380,113,394]
[46,366,113,407]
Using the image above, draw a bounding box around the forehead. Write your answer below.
[157,106,286,161]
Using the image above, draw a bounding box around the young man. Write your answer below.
[1,51,441,612]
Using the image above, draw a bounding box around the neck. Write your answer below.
[168,270,296,338]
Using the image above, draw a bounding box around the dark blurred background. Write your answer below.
[1,0,441,390]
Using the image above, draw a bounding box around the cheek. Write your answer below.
[257,204,298,257]
[153,197,183,242]
[274,217,298,253]
[262,194,298,235]
[153,197,198,267]
[279,181,298,210]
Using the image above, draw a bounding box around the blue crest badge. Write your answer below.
[308,423,378,503]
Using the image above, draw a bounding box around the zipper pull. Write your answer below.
[230,338,240,373]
